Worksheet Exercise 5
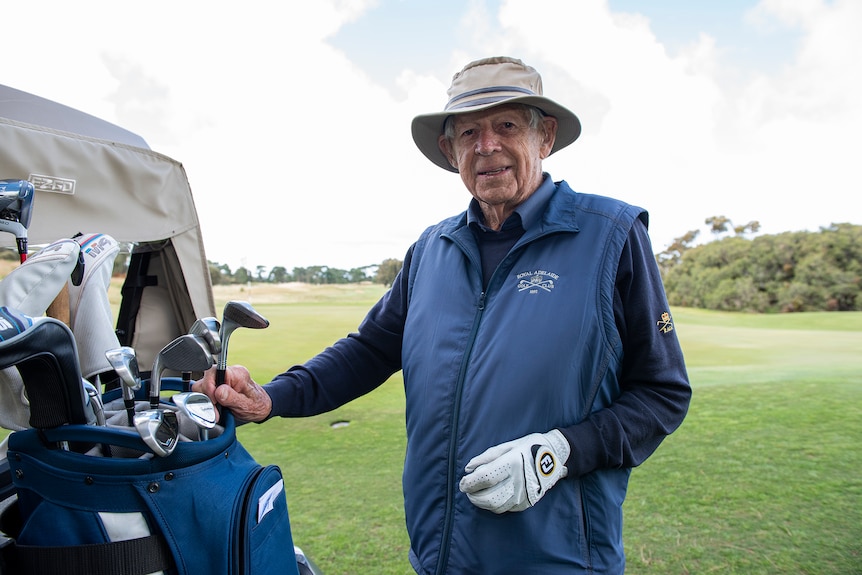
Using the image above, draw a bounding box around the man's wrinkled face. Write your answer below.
[438,105,557,220]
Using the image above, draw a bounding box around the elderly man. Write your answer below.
[197,56,691,574]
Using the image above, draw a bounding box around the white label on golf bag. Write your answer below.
[99,511,164,575]
[258,478,284,523]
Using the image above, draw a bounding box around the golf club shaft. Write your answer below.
[125,399,135,426]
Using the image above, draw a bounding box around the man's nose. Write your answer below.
[475,131,500,155]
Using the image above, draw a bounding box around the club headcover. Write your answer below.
[0,307,89,429]
[68,233,122,380]
[0,238,80,317]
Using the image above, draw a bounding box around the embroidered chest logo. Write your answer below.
[657,311,675,334]
[516,270,559,294]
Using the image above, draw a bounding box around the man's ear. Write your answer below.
[438,135,458,170]
[540,116,558,159]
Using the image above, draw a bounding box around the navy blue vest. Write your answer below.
[403,180,645,574]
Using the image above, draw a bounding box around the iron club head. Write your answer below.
[217,301,269,378]
[106,346,142,425]
[172,391,216,440]
[150,334,215,409]
[105,346,141,391]
[133,409,180,457]
[189,316,222,356]
[81,380,105,426]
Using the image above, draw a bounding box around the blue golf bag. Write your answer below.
[0,310,305,575]
[5,409,299,575]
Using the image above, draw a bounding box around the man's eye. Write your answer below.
[461,129,475,137]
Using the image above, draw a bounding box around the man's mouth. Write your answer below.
[479,167,509,176]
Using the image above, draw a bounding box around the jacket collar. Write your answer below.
[443,175,581,240]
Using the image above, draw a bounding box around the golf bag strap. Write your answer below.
[14,533,175,575]
[116,251,157,347]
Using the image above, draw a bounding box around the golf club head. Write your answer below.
[105,346,142,393]
[218,301,269,372]
[150,334,215,408]
[172,391,217,436]
[0,180,34,262]
[133,409,179,457]
[81,380,104,426]
[106,346,142,426]
[0,179,34,228]
[189,316,221,356]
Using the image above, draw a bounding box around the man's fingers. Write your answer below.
[195,364,272,423]
[460,460,519,514]
[465,482,516,514]
[463,440,518,473]
[192,365,256,420]
[460,458,513,494]
[214,381,242,405]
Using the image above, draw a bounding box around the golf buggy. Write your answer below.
[0,84,320,574]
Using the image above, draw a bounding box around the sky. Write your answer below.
[3,0,860,273]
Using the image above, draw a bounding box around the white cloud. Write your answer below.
[3,0,859,270]
[488,0,861,251]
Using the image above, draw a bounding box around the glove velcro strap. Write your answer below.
[538,429,570,478]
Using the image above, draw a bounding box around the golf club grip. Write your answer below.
[216,367,226,386]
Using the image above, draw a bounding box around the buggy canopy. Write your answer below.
[0,84,216,369]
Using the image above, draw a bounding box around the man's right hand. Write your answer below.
[193,365,272,423]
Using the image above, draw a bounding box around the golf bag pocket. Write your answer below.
[237,465,296,575]
[4,412,300,575]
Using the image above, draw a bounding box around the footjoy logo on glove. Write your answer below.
[538,451,556,476]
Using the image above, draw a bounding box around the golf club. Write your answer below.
[172,391,216,440]
[189,316,222,356]
[105,346,141,426]
[82,380,105,427]
[0,179,34,263]
[217,301,269,387]
[82,379,112,457]
[184,317,221,391]
[133,409,180,457]
[150,334,215,410]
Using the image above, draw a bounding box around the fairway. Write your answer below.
[623,308,862,574]
[1,281,859,574]
[219,286,862,575]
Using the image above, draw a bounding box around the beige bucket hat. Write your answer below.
[411,56,582,172]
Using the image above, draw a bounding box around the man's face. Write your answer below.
[438,104,557,221]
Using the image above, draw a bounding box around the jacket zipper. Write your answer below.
[434,228,535,573]
[434,286,486,575]
[429,210,571,572]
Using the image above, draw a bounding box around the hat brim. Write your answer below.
[411,95,581,173]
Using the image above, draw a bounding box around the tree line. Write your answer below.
[204,217,862,313]
[658,219,861,312]
[207,258,404,287]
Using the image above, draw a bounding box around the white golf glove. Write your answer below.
[459,429,570,514]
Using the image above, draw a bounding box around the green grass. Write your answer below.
[621,308,862,574]
[4,285,861,574]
